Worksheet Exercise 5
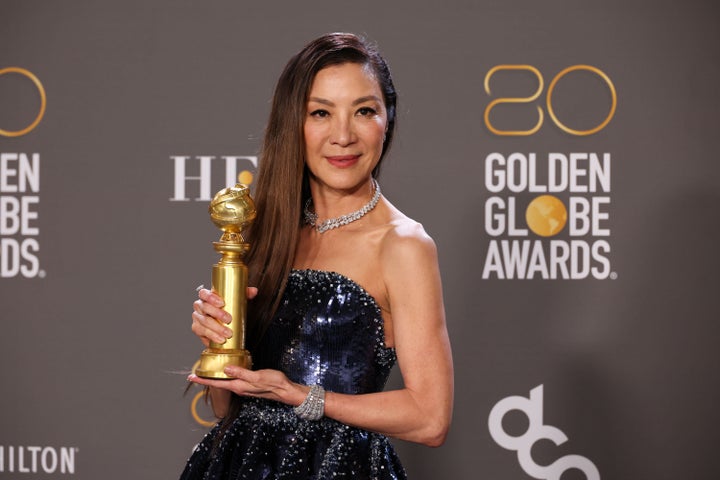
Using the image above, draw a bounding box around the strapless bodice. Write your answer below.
[253,269,396,394]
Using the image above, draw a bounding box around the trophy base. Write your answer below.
[195,348,252,379]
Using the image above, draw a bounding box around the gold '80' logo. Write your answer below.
[484,65,617,136]
[0,67,47,137]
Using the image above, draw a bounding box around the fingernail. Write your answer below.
[224,328,233,338]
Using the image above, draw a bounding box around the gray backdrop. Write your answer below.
[1,1,719,479]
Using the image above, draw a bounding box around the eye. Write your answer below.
[357,107,377,117]
[309,109,329,118]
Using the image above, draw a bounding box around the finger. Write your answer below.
[223,365,255,380]
[192,299,205,315]
[187,373,255,398]
[194,298,232,325]
[192,311,233,344]
[190,312,216,345]
[222,367,279,397]
[247,287,258,299]
[222,367,272,394]
[187,374,234,390]
[198,288,225,308]
[190,320,210,347]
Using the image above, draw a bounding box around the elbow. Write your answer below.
[417,418,450,447]
[412,396,453,447]
[422,427,449,448]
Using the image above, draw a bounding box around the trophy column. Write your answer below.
[194,184,256,379]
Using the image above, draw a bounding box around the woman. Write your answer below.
[182,33,453,480]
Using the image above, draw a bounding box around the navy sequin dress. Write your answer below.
[180,270,407,480]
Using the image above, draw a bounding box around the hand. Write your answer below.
[191,287,258,347]
[187,365,308,407]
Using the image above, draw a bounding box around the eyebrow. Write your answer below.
[307,95,383,107]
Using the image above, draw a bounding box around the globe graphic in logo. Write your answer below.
[525,195,567,237]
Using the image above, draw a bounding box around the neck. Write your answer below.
[304,179,381,233]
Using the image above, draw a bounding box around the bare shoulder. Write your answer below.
[378,203,439,270]
[375,200,444,322]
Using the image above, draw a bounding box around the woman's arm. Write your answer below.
[323,224,453,446]
[188,225,453,446]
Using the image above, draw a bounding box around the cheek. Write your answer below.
[357,115,385,135]
[367,122,386,146]
[303,124,323,150]
[375,115,388,135]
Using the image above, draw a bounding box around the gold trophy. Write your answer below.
[194,184,256,379]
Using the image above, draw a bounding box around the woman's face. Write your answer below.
[303,62,387,192]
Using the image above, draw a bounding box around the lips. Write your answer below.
[326,155,360,168]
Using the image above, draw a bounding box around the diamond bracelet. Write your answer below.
[293,384,325,421]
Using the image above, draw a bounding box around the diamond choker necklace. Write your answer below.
[304,180,381,233]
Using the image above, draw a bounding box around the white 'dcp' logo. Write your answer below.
[488,385,600,480]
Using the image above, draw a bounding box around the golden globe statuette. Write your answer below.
[195,184,256,379]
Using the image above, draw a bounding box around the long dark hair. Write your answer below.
[209,33,397,434]
[244,32,398,350]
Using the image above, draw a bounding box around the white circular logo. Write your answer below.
[488,385,600,480]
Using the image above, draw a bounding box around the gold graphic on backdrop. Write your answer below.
[484,65,544,136]
[0,67,47,137]
[238,170,254,185]
[191,390,216,427]
[526,195,567,237]
[484,64,616,136]
[546,65,617,136]
[194,184,256,379]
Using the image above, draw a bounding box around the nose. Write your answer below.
[329,117,356,146]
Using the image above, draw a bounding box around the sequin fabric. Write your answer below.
[181,270,406,480]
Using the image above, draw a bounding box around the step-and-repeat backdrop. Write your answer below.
[2,1,719,479]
